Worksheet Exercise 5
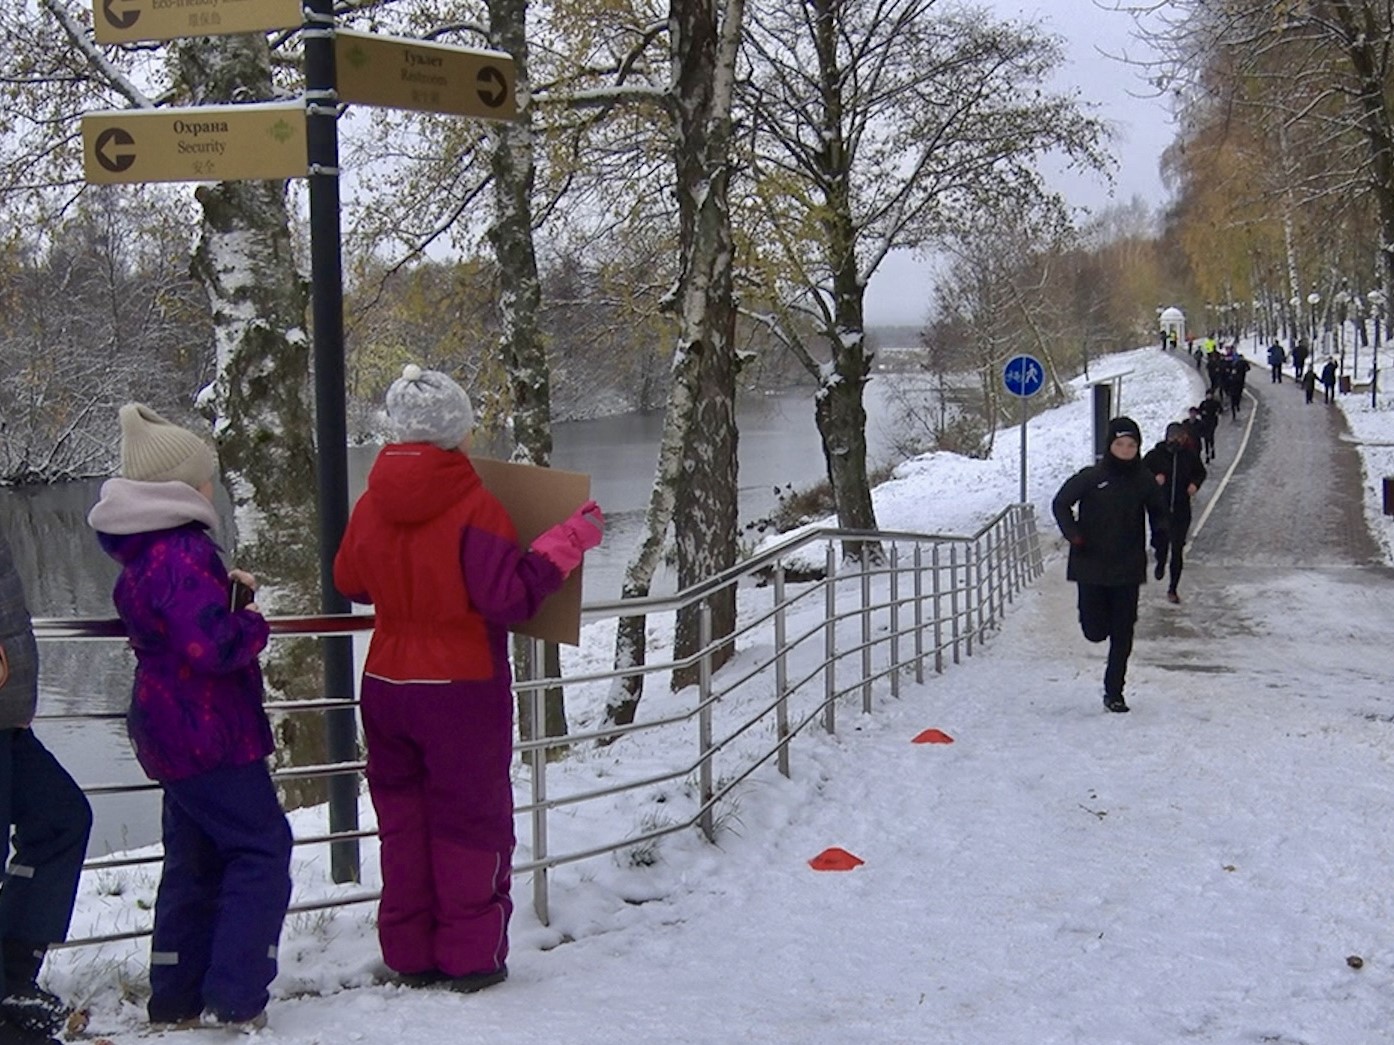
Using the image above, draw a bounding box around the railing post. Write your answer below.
[774,563,791,779]
[889,545,901,699]
[931,543,944,674]
[1026,503,1044,578]
[859,544,872,714]
[988,525,1001,626]
[949,542,961,665]
[964,542,976,657]
[1016,510,1027,589]
[527,636,549,926]
[1012,510,1025,599]
[823,544,837,735]
[912,544,925,684]
[698,601,715,842]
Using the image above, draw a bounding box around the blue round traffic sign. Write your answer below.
[1003,354,1045,398]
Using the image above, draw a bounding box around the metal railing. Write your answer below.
[33,502,1044,946]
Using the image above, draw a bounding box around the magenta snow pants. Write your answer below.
[361,677,514,978]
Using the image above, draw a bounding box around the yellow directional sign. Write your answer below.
[93,0,302,44]
[82,103,307,185]
[334,29,517,122]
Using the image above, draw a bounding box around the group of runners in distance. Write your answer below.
[1262,338,1342,405]
[1177,331,1342,407]
[1059,327,1347,717]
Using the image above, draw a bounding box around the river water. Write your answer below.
[0,378,926,853]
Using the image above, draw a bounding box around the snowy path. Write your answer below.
[256,563,1394,1045]
[59,348,1394,1044]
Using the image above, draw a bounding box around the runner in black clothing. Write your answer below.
[1143,423,1207,604]
[1052,416,1169,714]
[1197,391,1221,462]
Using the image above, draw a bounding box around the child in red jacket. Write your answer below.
[334,365,602,992]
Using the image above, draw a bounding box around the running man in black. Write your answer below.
[1052,417,1169,713]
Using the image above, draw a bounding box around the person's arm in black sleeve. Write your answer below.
[1146,476,1170,549]
[1052,469,1091,546]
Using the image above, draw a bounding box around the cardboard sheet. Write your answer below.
[471,456,591,646]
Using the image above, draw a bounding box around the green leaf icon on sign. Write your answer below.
[267,119,295,144]
[345,44,368,69]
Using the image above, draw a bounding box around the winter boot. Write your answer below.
[1166,590,1181,604]
[208,1011,268,1034]
[0,942,69,1040]
[1103,693,1130,713]
[0,1012,58,1045]
[394,969,448,989]
[441,965,508,994]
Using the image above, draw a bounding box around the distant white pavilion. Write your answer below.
[1159,306,1186,343]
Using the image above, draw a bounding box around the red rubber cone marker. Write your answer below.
[809,847,865,871]
[912,728,954,744]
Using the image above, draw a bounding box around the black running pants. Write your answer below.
[1076,583,1139,701]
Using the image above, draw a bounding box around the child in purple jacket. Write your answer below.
[86,404,291,1033]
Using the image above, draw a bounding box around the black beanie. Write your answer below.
[1106,415,1142,444]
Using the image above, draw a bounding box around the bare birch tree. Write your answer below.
[1132,0,1394,323]
[741,0,1108,552]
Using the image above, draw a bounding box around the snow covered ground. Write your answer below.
[44,345,1394,1044]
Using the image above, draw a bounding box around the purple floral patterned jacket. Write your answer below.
[88,479,273,782]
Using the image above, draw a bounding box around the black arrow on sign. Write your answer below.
[101,0,140,29]
[476,66,508,109]
[94,127,137,173]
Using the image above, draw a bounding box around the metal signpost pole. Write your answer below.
[82,0,517,889]
[1003,355,1044,502]
[303,0,360,885]
[1019,389,1027,504]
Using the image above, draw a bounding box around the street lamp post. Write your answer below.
[1370,289,1387,408]
[1308,289,1321,357]
[1335,283,1352,378]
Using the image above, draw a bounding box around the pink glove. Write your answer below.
[531,500,604,578]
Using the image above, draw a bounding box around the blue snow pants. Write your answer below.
[0,728,92,997]
[148,760,291,1025]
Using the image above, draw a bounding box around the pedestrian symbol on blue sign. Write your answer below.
[1003,354,1045,398]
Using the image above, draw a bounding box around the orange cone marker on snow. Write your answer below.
[912,728,954,744]
[809,847,864,871]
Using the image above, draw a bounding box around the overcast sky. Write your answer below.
[863,0,1175,326]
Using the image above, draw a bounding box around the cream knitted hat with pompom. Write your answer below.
[118,403,218,488]
[385,364,475,449]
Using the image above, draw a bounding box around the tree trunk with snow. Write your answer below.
[487,0,568,748]
[178,36,323,795]
[605,0,745,723]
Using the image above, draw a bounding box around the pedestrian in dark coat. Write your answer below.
[1142,423,1207,603]
[87,404,290,1033]
[1197,392,1221,462]
[1292,341,1308,381]
[1302,367,1317,404]
[1206,353,1224,395]
[1320,358,1338,403]
[1222,352,1249,419]
[1266,342,1286,383]
[0,529,92,1045]
[1052,416,1169,713]
[334,365,605,993]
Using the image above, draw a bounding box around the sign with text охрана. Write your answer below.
[333,29,518,121]
[93,0,302,44]
[82,103,307,185]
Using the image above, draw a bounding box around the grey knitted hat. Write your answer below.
[385,364,475,449]
[118,403,217,487]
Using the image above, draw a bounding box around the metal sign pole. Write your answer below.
[304,0,359,885]
[1019,391,1027,504]
[1003,355,1043,502]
